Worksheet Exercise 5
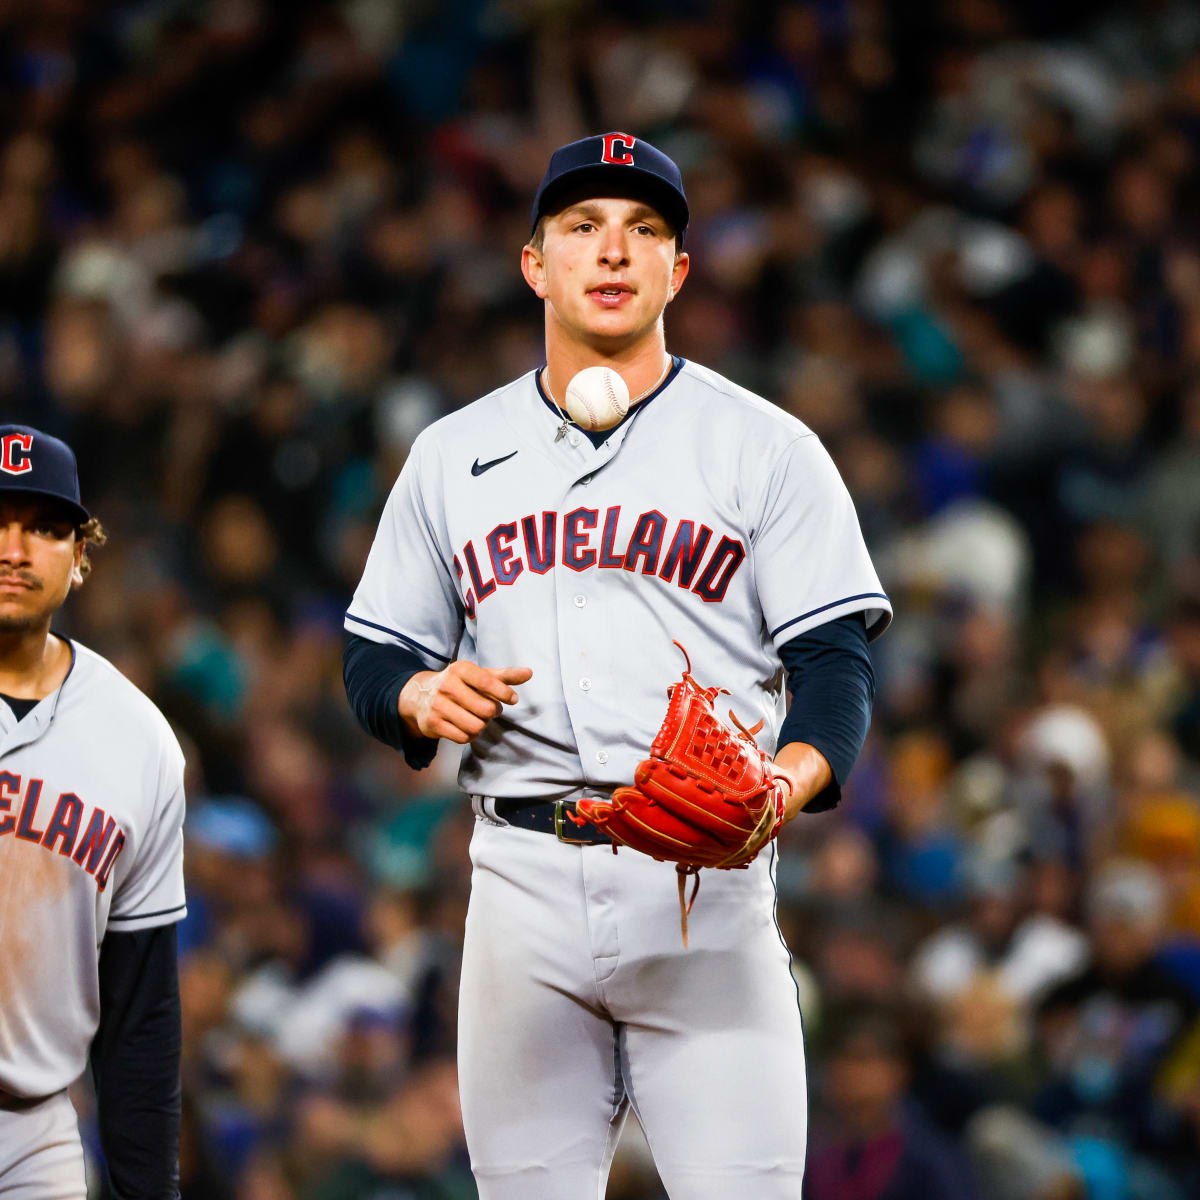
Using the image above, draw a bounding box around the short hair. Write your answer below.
[78,515,107,579]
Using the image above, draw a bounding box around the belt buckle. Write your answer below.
[553,800,592,844]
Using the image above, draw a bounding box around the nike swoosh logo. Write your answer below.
[471,451,518,476]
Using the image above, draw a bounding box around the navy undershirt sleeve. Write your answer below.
[341,617,873,794]
[91,924,182,1200]
[778,612,875,814]
[343,634,438,769]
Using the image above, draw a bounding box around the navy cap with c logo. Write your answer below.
[0,425,90,526]
[531,132,689,244]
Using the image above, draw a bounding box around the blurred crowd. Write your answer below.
[3,0,1200,1196]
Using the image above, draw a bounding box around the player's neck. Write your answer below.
[0,626,70,700]
[543,330,672,410]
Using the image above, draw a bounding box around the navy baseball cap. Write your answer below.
[531,132,689,243]
[0,425,90,526]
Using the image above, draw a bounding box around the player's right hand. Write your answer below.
[398,661,533,744]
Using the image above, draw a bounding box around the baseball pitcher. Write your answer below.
[345,134,891,1198]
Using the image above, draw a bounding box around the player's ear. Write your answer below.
[667,251,689,303]
[521,243,549,299]
[70,537,84,588]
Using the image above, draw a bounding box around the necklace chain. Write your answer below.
[544,356,672,441]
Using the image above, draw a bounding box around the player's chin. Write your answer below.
[0,607,50,636]
[578,307,655,345]
[0,589,56,630]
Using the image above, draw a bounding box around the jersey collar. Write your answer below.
[533,356,685,444]
[0,635,77,754]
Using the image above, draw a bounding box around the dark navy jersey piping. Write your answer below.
[767,841,809,1146]
[770,592,891,641]
[344,613,453,664]
[534,356,685,438]
[108,902,187,923]
[17,632,78,722]
[768,841,804,1022]
[57,635,78,685]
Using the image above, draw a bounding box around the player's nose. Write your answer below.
[597,227,630,267]
[0,522,31,562]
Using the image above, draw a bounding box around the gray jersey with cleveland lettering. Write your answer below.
[347,358,890,798]
[0,641,186,1098]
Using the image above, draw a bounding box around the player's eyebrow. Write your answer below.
[625,204,666,226]
[557,201,667,227]
[557,202,606,223]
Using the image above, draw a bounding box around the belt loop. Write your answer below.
[471,795,506,825]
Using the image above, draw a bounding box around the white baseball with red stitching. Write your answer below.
[564,366,630,431]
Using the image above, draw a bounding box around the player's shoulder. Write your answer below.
[673,360,816,444]
[67,641,184,766]
[410,372,536,456]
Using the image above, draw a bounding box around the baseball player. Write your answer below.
[344,134,891,1197]
[0,426,186,1198]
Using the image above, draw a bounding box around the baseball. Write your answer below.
[564,366,630,432]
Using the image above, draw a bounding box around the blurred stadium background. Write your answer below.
[3,0,1200,1196]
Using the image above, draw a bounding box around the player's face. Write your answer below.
[0,499,84,636]
[522,197,689,351]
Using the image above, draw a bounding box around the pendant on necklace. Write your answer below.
[555,421,569,442]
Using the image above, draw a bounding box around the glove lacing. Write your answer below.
[570,641,788,948]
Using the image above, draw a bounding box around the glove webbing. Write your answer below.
[570,642,787,948]
[595,755,784,948]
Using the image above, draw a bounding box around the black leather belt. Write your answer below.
[493,798,611,846]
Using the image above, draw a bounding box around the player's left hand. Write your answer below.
[573,644,790,943]
[772,741,833,823]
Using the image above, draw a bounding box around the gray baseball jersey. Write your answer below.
[347,358,891,793]
[349,357,891,1197]
[0,640,187,1099]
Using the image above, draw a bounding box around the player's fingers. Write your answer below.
[455,661,531,705]
[494,665,534,687]
[429,719,471,745]
[476,664,533,705]
[437,663,500,711]
[431,696,488,739]
[448,660,501,694]
[442,676,503,721]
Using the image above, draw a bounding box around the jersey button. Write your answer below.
[573,595,586,607]
[596,750,609,765]
[568,433,581,447]
[579,677,592,692]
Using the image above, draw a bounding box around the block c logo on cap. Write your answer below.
[0,433,32,476]
[601,133,636,165]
